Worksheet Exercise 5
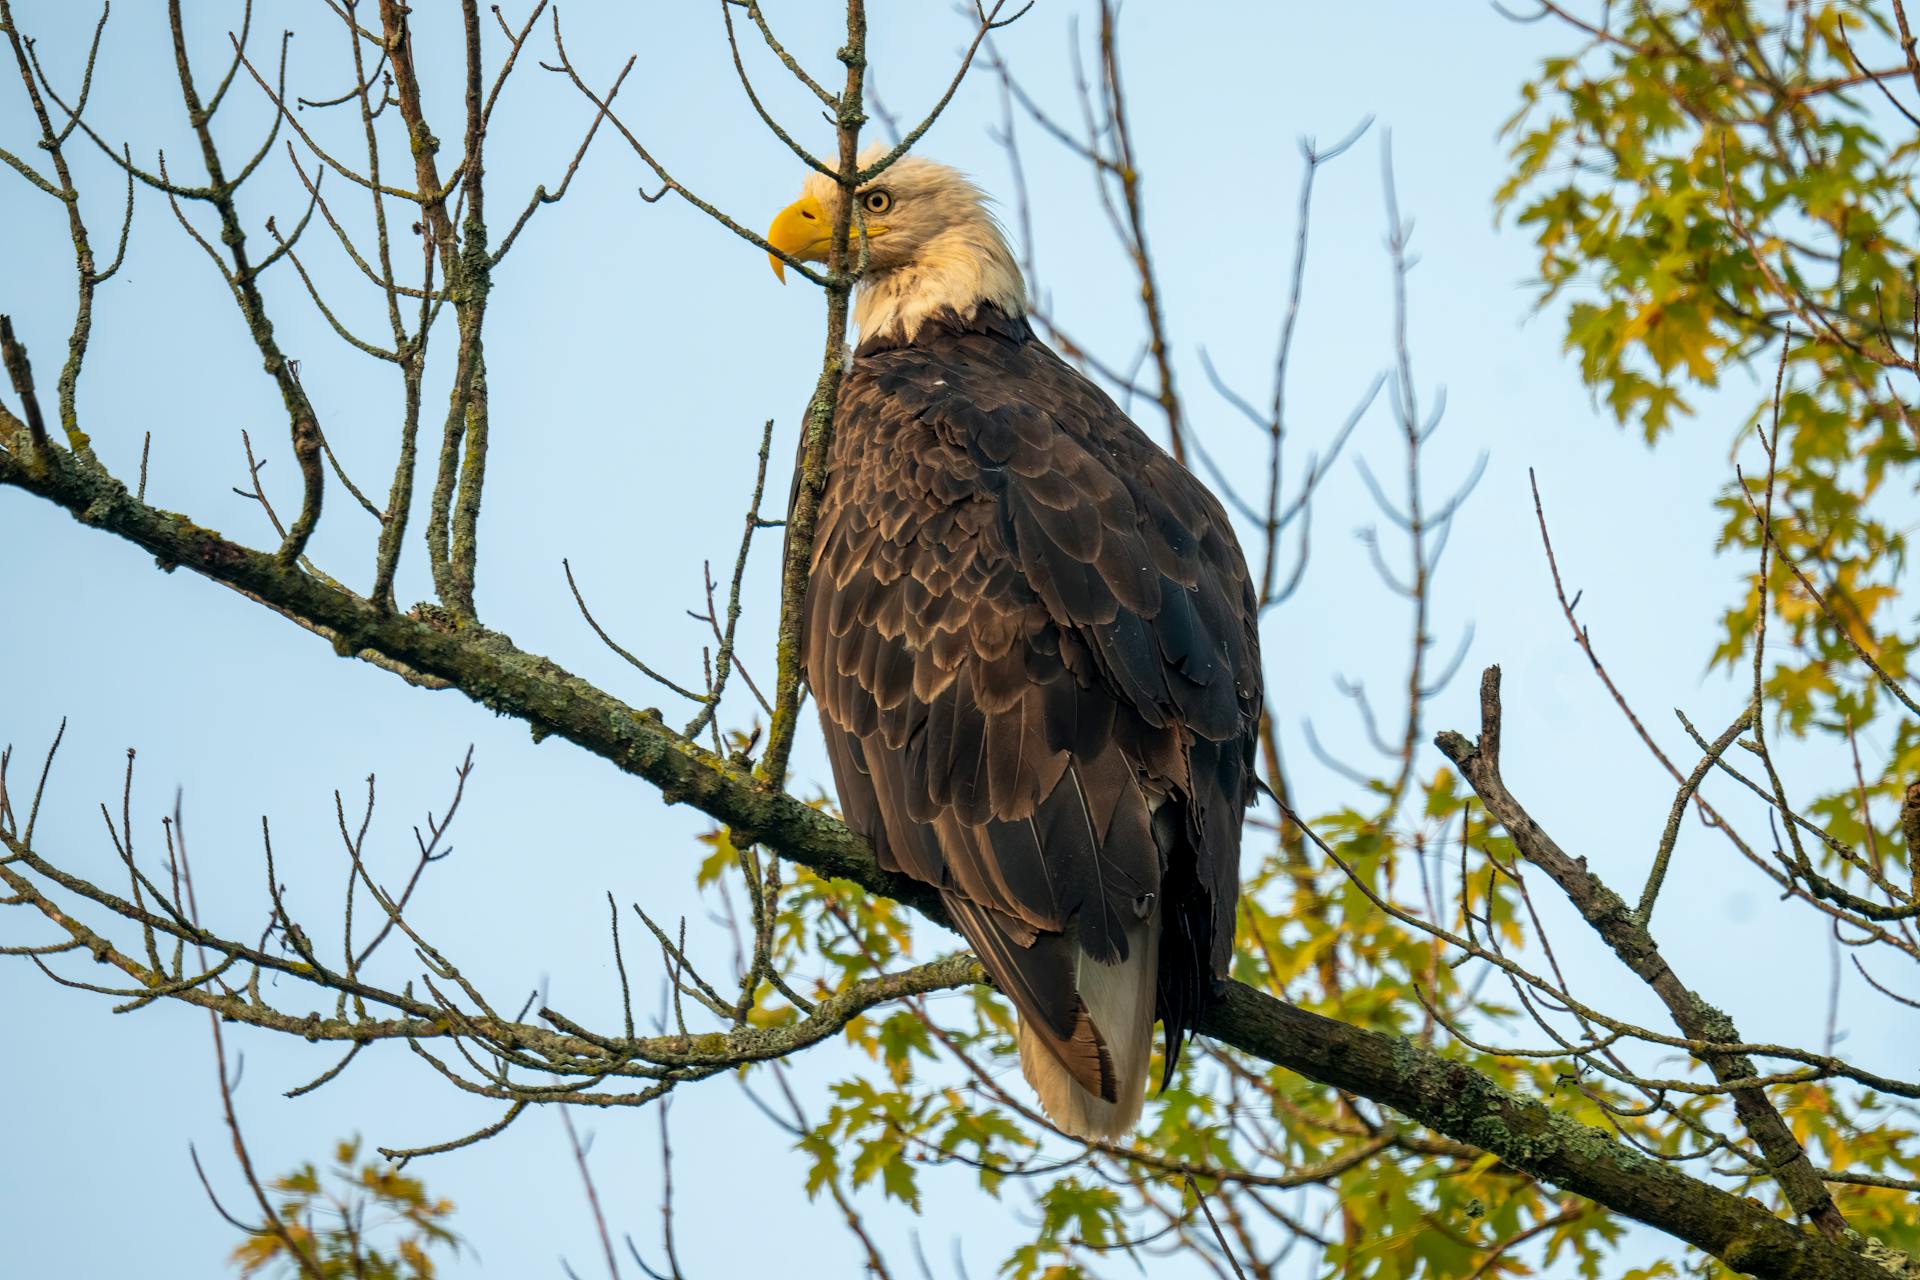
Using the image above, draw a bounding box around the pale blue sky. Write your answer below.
[1,2,1903,1276]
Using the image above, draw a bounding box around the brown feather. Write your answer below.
[801,305,1261,1135]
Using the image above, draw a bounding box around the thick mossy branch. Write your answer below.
[0,437,944,919]
[0,441,1895,1280]
[1208,987,1889,1280]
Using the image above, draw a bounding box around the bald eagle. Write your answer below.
[768,150,1261,1139]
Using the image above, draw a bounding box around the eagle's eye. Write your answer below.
[863,189,894,215]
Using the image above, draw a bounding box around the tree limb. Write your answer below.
[1436,664,1847,1241]
[0,441,1895,1280]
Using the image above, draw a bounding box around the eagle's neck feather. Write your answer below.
[854,223,1027,346]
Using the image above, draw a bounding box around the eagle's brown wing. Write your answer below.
[801,308,1261,1096]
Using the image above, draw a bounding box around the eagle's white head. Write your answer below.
[766,145,1027,345]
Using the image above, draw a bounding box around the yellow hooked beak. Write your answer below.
[766,193,887,282]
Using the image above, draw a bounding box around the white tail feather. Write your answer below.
[1017,901,1160,1140]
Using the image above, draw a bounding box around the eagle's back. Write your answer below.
[801,306,1261,1125]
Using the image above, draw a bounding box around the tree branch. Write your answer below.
[0,442,1894,1280]
[1435,664,1847,1240]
